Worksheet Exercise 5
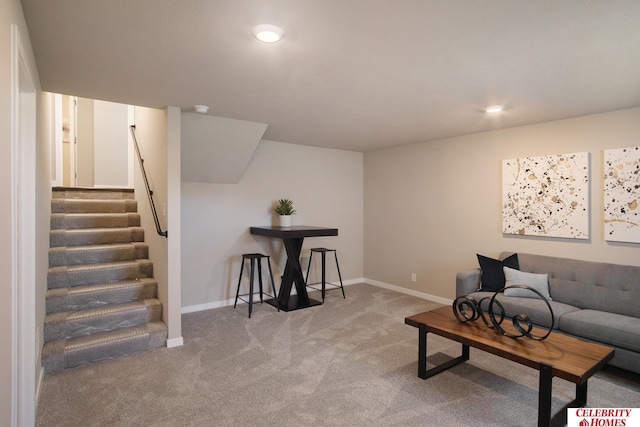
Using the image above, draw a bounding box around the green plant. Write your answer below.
[274,198,296,215]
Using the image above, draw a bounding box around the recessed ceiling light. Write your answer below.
[252,24,285,43]
[485,105,504,113]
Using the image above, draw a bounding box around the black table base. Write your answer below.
[265,296,322,312]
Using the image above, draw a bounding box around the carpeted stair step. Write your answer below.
[44,299,163,342]
[46,278,158,314]
[51,212,141,229]
[47,259,154,289]
[51,198,138,214]
[50,227,145,247]
[52,187,134,200]
[49,242,148,267]
[42,321,167,372]
[46,187,167,372]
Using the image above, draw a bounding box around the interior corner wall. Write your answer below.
[75,97,94,187]
[1,0,46,424]
[36,91,51,390]
[165,106,182,342]
[93,100,128,187]
[181,140,364,310]
[132,107,170,332]
[364,107,640,301]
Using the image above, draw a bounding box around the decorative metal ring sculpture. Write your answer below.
[452,285,555,341]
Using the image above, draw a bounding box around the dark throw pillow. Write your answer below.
[476,253,519,292]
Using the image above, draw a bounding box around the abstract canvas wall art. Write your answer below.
[502,152,589,239]
[604,146,640,243]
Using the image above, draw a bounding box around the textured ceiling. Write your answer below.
[21,0,640,152]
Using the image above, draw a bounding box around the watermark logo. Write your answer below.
[567,408,639,426]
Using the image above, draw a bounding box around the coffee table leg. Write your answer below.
[418,323,469,380]
[418,324,429,378]
[540,366,589,427]
[538,364,552,427]
[575,382,587,406]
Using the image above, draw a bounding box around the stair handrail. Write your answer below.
[129,125,168,238]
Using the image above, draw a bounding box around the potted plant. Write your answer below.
[274,198,296,227]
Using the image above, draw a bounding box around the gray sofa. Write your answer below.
[456,252,640,374]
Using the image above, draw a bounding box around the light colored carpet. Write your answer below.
[36,283,640,426]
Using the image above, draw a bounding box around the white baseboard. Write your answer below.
[166,336,184,348]
[182,298,235,314]
[181,278,447,314]
[364,278,453,305]
[35,365,45,407]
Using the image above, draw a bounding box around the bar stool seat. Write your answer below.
[234,253,279,318]
[304,247,345,303]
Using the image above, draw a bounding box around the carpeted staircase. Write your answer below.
[42,187,167,372]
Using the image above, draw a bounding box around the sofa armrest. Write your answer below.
[456,269,481,297]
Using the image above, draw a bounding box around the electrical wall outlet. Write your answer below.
[411,273,416,282]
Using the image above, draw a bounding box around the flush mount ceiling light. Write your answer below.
[194,105,209,114]
[252,24,285,43]
[485,105,504,113]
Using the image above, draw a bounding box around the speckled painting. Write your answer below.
[502,152,589,239]
[604,146,640,243]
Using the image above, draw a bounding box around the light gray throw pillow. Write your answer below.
[503,266,552,300]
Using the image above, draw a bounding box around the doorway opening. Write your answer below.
[51,95,134,189]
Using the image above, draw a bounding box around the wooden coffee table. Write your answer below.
[405,306,614,427]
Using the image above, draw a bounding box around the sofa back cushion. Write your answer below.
[499,252,640,318]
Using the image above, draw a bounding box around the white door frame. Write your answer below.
[70,96,77,186]
[128,105,135,187]
[11,24,37,427]
[50,94,62,187]
[51,95,78,187]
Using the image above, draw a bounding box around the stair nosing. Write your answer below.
[51,227,144,234]
[66,299,156,321]
[46,277,157,295]
[49,258,152,273]
[65,278,157,296]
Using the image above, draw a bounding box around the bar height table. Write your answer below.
[250,226,338,311]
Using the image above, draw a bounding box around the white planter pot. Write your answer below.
[279,215,292,227]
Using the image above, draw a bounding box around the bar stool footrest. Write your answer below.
[306,282,343,291]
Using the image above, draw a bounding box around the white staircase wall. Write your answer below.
[75,98,132,188]
[93,100,129,187]
[180,113,267,184]
[76,98,94,187]
[131,107,183,345]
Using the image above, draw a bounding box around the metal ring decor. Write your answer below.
[452,295,480,322]
[477,296,504,329]
[452,285,555,341]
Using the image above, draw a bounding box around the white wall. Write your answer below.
[132,107,177,340]
[181,113,267,184]
[181,140,364,310]
[166,107,182,345]
[75,97,94,187]
[93,100,128,187]
[364,107,640,301]
[1,0,48,424]
[35,91,51,405]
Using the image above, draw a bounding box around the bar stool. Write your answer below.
[304,247,345,303]
[234,253,279,318]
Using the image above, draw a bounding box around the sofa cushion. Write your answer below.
[559,309,640,353]
[501,252,640,319]
[467,291,579,329]
[503,267,552,300]
[477,253,519,292]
